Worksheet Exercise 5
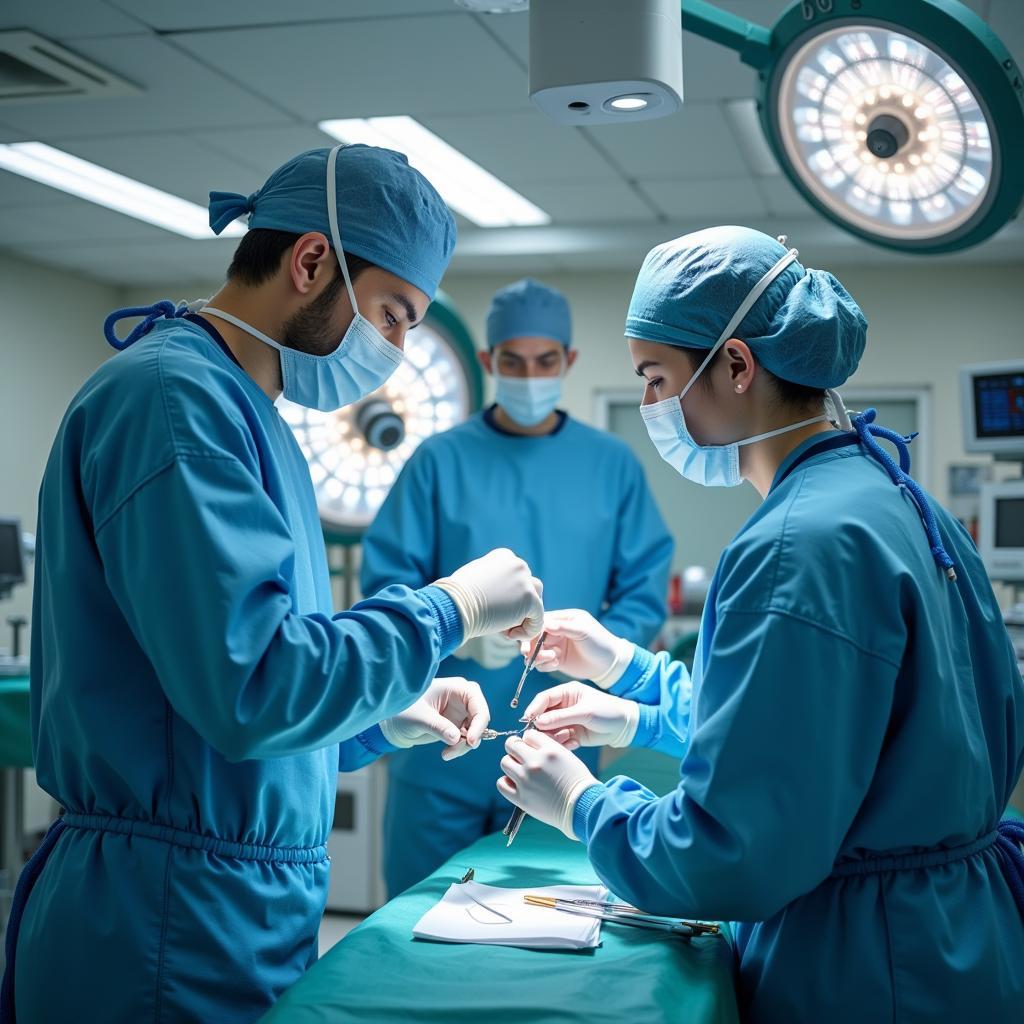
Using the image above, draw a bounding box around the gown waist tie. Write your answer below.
[828,823,1024,919]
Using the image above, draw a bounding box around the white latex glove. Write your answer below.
[496,730,599,841]
[523,681,639,750]
[433,548,544,642]
[451,631,521,670]
[520,609,633,689]
[380,677,489,762]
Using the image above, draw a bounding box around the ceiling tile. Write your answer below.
[640,177,767,220]
[0,35,290,139]
[107,0,457,32]
[516,181,658,224]
[758,176,817,219]
[187,124,338,177]
[0,201,168,246]
[419,112,620,185]
[0,1,146,40]
[584,103,750,180]
[169,15,532,120]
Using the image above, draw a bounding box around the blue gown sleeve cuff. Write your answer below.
[609,645,658,696]
[417,585,465,659]
[632,703,661,748]
[356,724,396,758]
[572,782,607,843]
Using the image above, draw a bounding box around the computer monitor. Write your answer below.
[978,481,1024,583]
[0,518,25,596]
[960,360,1024,455]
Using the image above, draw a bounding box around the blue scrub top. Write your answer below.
[361,407,674,804]
[575,436,1024,1021]
[18,315,460,1021]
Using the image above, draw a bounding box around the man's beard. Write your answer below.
[282,272,348,357]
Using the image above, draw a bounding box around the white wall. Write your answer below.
[0,252,117,646]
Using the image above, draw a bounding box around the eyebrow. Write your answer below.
[635,360,661,377]
[390,292,421,326]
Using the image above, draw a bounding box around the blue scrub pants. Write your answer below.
[383,778,512,897]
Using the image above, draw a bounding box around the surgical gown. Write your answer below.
[360,409,673,893]
[14,316,461,1022]
[574,436,1024,1022]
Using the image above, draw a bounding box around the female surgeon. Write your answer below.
[498,226,1024,1021]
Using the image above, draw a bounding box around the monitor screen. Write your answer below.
[973,371,1024,440]
[995,497,1024,549]
[0,521,23,582]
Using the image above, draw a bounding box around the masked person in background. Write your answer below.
[361,277,673,896]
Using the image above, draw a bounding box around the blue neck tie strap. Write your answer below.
[103,300,188,351]
[997,820,1024,918]
[852,409,957,582]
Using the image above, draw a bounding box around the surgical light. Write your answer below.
[280,294,482,542]
[687,0,1024,252]
[0,142,247,238]
[318,116,550,228]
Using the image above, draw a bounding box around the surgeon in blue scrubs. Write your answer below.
[2,146,546,1023]
[361,278,673,895]
[499,227,1024,1021]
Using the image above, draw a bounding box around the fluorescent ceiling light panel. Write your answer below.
[0,142,247,239]
[318,116,550,228]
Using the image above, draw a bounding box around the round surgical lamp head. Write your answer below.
[757,0,1024,252]
[278,293,483,545]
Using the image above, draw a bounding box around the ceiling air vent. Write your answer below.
[0,30,139,103]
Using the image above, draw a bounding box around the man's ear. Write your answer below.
[289,232,332,295]
[478,349,493,375]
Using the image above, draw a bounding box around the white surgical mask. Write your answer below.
[205,146,403,412]
[640,247,829,487]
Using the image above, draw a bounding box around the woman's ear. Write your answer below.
[724,339,755,394]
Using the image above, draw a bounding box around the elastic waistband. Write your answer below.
[62,813,328,865]
[829,830,997,878]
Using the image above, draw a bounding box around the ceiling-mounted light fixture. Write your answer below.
[525,0,1024,252]
[529,0,684,126]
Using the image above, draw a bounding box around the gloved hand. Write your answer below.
[523,681,639,750]
[380,677,489,761]
[496,730,599,841]
[434,548,544,642]
[451,631,521,670]
[520,609,633,688]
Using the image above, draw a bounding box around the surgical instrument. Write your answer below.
[510,630,547,710]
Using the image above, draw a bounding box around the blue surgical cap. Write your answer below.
[209,145,457,301]
[625,226,867,389]
[486,278,572,350]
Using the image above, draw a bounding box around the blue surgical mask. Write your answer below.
[495,373,563,427]
[640,246,829,487]
[205,145,403,412]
